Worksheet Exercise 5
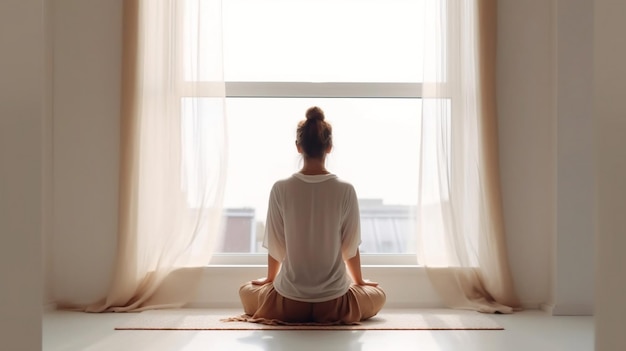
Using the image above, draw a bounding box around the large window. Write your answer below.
[182,0,434,263]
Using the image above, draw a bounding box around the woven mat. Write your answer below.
[115,309,503,330]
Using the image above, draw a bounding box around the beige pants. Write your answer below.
[238,282,386,324]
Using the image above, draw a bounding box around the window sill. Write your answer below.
[209,253,419,266]
[188,264,444,309]
[206,264,421,268]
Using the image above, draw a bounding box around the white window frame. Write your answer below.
[224,82,423,98]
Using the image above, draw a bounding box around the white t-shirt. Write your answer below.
[263,173,361,302]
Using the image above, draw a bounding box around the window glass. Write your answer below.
[221,0,424,82]
[187,98,422,254]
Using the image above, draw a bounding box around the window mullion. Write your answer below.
[224,82,423,99]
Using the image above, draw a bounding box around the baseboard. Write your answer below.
[539,302,555,314]
[551,303,594,316]
[518,301,546,311]
[44,301,57,312]
[536,302,594,316]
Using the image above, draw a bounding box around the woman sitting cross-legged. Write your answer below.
[237,106,386,325]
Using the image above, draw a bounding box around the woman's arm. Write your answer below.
[252,254,281,285]
[345,248,379,286]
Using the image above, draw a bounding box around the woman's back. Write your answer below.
[264,173,360,302]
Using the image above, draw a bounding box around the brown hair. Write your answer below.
[296,106,333,159]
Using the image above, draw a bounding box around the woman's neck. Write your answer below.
[300,157,329,175]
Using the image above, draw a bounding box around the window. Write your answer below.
[181,0,435,264]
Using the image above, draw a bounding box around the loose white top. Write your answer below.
[263,173,361,302]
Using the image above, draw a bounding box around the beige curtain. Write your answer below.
[86,0,227,312]
[417,0,520,313]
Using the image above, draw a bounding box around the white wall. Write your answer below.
[553,0,594,315]
[0,0,46,349]
[594,0,626,349]
[497,0,556,308]
[45,0,596,312]
[50,0,122,305]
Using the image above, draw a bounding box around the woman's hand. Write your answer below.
[251,277,273,286]
[250,255,281,285]
[355,279,379,287]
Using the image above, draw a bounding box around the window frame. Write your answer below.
[223,82,423,98]
[198,81,424,266]
[176,0,450,266]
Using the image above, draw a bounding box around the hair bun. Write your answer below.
[305,106,325,121]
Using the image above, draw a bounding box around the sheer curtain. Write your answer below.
[87,0,227,312]
[417,0,520,313]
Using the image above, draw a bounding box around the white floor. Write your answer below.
[43,308,593,351]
